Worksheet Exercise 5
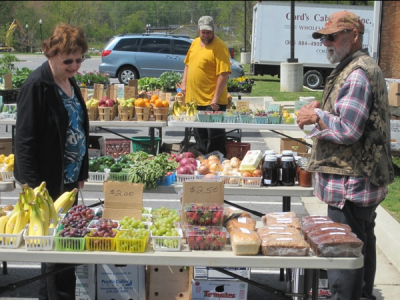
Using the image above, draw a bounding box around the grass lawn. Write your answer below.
[241,64,324,101]
[239,64,400,223]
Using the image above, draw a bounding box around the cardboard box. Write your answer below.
[75,264,96,300]
[280,138,308,153]
[0,138,13,155]
[102,181,143,220]
[191,279,248,300]
[97,264,145,300]
[146,266,191,300]
[389,81,400,107]
[194,267,251,280]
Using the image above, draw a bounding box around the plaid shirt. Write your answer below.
[306,68,388,208]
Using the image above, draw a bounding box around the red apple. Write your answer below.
[105,99,115,107]
[99,99,106,106]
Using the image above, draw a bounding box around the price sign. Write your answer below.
[103,181,143,219]
[182,181,224,205]
[124,86,136,99]
[236,100,249,111]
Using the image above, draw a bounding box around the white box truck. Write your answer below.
[251,1,374,89]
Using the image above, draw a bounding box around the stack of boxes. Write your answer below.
[181,181,250,300]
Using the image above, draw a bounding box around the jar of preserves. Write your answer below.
[262,155,278,186]
[281,156,296,186]
[298,157,312,187]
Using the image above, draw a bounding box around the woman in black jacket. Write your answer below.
[14,23,89,300]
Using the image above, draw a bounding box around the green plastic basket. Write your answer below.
[131,136,161,154]
[54,232,85,252]
[239,114,253,123]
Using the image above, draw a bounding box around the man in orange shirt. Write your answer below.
[180,16,231,156]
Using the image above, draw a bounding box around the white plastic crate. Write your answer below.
[88,171,109,182]
[23,226,57,251]
[151,228,182,252]
[176,173,196,183]
[0,171,14,181]
[241,176,262,188]
[219,175,241,187]
[0,227,25,248]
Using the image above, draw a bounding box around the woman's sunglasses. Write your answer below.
[320,29,350,43]
[58,56,85,65]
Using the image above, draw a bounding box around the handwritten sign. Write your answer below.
[235,100,249,111]
[103,181,143,219]
[390,120,400,150]
[124,86,136,99]
[116,84,125,99]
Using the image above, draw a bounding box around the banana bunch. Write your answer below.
[185,101,197,116]
[171,101,183,116]
[0,194,28,235]
[0,182,77,238]
[53,188,78,215]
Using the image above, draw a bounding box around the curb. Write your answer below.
[375,205,400,271]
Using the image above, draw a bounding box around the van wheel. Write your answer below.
[118,67,138,85]
[303,70,323,89]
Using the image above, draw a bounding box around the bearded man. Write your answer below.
[296,10,394,300]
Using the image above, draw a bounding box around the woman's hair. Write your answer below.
[42,23,88,58]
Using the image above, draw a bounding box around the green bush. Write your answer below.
[158,72,182,91]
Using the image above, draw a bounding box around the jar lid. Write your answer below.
[264,155,277,162]
[264,150,276,155]
[281,150,294,156]
[281,156,294,162]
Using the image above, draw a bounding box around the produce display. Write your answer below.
[186,226,228,250]
[184,203,224,226]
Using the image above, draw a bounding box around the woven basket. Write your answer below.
[98,107,114,121]
[135,106,150,121]
[153,107,168,121]
[118,106,134,121]
[87,106,99,121]
[175,95,185,107]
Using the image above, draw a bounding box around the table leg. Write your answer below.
[2,261,7,275]
[149,127,155,155]
[280,196,291,281]
[182,128,191,152]
[311,269,320,300]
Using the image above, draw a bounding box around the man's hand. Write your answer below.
[210,101,219,110]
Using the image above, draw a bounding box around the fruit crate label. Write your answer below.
[235,101,249,111]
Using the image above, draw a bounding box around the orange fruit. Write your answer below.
[145,102,152,108]
[149,98,156,104]
[144,98,150,103]
[162,100,169,107]
[135,99,144,107]
[150,94,159,101]
[154,99,163,108]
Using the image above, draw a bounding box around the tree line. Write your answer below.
[0,1,372,53]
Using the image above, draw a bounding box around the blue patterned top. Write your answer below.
[57,85,86,184]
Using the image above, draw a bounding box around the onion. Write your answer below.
[179,157,190,167]
[230,158,240,168]
[177,166,189,174]
[222,160,231,166]
[188,158,197,166]
[203,173,217,180]
[208,154,219,161]
[186,164,197,174]
[209,163,221,175]
[198,164,210,175]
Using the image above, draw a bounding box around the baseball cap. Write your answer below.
[198,16,214,31]
[312,10,364,39]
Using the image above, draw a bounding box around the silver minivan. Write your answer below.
[99,33,244,85]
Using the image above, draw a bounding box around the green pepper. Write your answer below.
[89,159,100,172]
[110,163,122,173]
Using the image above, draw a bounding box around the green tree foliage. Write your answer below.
[0,1,373,52]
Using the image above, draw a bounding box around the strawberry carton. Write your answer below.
[185,226,228,250]
[183,203,224,226]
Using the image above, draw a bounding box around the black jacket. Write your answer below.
[14,60,89,199]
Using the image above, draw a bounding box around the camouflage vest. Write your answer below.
[307,50,394,187]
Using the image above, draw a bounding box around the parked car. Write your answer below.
[99,33,244,85]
